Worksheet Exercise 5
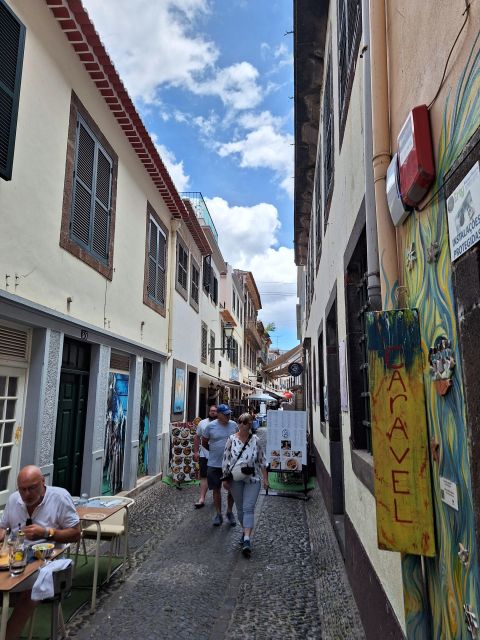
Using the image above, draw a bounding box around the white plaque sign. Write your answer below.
[447,162,480,261]
[440,476,458,511]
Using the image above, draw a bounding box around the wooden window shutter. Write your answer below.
[72,122,95,247]
[92,148,112,260]
[147,216,166,305]
[0,1,25,181]
[71,117,112,261]
[148,217,158,300]
[157,227,166,304]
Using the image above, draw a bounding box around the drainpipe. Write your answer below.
[369,0,398,308]
[369,2,430,637]
[167,219,181,355]
[362,0,381,311]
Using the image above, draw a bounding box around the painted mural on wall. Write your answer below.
[104,372,128,494]
[173,367,185,414]
[138,362,152,478]
[366,309,436,556]
[399,36,480,639]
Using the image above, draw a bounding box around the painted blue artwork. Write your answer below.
[173,367,185,414]
[103,373,129,494]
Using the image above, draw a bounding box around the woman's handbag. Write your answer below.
[231,437,255,482]
[222,435,253,482]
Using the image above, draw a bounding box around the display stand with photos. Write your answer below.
[265,410,310,499]
[169,422,199,485]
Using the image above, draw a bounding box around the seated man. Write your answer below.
[0,465,81,640]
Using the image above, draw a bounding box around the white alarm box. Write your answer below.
[386,153,411,226]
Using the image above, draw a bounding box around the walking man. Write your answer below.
[202,404,238,526]
[193,404,217,508]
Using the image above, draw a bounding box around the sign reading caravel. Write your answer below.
[366,309,436,556]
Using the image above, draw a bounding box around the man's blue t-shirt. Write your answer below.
[203,419,238,468]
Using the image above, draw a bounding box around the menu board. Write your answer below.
[266,411,307,472]
[170,422,198,482]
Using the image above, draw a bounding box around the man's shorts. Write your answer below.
[199,457,208,479]
[207,466,223,490]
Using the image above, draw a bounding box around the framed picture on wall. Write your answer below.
[173,367,185,414]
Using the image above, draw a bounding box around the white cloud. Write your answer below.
[83,0,264,113]
[83,0,218,104]
[151,134,190,192]
[190,62,263,111]
[205,197,280,266]
[216,120,294,199]
[205,197,297,344]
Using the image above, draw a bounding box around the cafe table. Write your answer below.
[0,547,64,640]
[76,498,130,613]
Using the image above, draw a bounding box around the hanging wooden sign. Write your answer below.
[366,309,436,556]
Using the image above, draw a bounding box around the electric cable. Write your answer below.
[427,1,471,110]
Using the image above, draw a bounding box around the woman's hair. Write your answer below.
[237,412,252,425]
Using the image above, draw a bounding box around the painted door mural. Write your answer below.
[0,368,25,508]
[397,39,480,638]
[137,361,152,478]
[103,372,129,494]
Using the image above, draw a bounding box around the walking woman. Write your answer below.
[222,413,268,557]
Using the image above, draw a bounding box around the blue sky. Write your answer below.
[82,0,298,350]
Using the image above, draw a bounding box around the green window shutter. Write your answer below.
[0,0,25,181]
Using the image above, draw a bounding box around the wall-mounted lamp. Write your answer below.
[208,323,235,354]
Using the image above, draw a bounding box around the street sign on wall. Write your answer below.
[366,309,436,556]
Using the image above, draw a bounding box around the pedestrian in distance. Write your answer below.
[0,465,81,640]
[193,404,217,508]
[202,404,238,526]
[249,406,259,432]
[221,413,268,558]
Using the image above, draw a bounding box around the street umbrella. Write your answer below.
[247,392,277,401]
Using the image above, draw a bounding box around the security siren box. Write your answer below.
[386,153,410,226]
[397,105,435,208]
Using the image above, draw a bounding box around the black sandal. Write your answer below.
[194,502,205,509]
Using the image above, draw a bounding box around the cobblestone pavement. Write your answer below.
[69,429,365,640]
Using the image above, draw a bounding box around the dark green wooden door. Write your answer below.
[53,339,90,495]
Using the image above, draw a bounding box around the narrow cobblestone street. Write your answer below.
[68,430,365,640]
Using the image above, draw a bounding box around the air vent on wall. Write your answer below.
[0,325,29,362]
[110,352,130,372]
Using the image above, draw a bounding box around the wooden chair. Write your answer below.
[76,496,135,582]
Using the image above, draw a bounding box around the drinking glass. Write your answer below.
[9,546,26,577]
